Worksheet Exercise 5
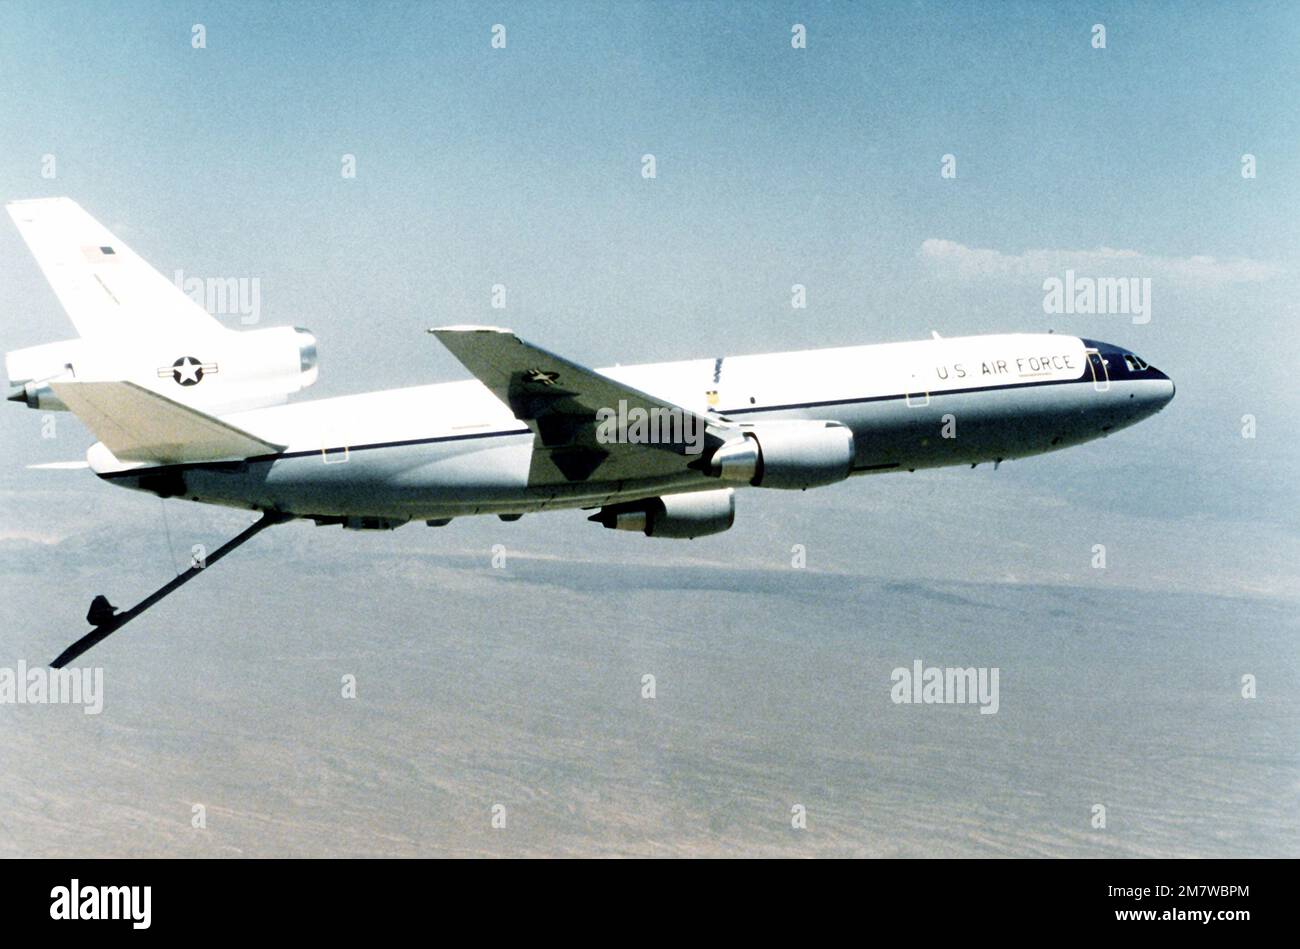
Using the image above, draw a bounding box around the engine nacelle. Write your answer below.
[6,325,319,413]
[710,420,854,490]
[589,488,735,539]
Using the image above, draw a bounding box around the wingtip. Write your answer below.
[428,325,513,335]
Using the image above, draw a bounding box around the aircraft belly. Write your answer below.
[178,431,711,519]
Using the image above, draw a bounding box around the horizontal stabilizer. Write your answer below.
[49,381,284,464]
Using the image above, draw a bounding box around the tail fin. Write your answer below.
[7,197,225,339]
[6,198,319,415]
[50,380,284,464]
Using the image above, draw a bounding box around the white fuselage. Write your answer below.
[92,332,1174,525]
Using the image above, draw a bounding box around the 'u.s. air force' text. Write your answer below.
[932,353,1078,381]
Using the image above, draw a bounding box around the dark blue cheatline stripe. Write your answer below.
[100,375,1097,480]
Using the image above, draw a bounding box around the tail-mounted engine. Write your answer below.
[6,325,319,413]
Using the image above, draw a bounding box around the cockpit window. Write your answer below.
[1123,354,1149,372]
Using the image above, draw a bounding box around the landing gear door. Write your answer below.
[1085,348,1110,392]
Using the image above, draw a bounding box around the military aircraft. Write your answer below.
[5,198,1174,666]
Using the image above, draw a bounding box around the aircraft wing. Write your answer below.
[430,325,730,483]
[50,380,285,464]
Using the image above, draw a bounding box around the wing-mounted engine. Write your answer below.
[588,488,735,539]
[7,325,319,414]
[708,419,855,490]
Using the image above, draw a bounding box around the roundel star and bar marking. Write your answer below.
[156,356,219,387]
[524,368,560,386]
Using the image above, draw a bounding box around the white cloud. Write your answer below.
[919,238,1284,286]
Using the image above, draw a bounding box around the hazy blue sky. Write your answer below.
[0,2,1296,857]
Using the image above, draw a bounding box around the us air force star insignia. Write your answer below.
[157,356,218,387]
[525,368,560,386]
